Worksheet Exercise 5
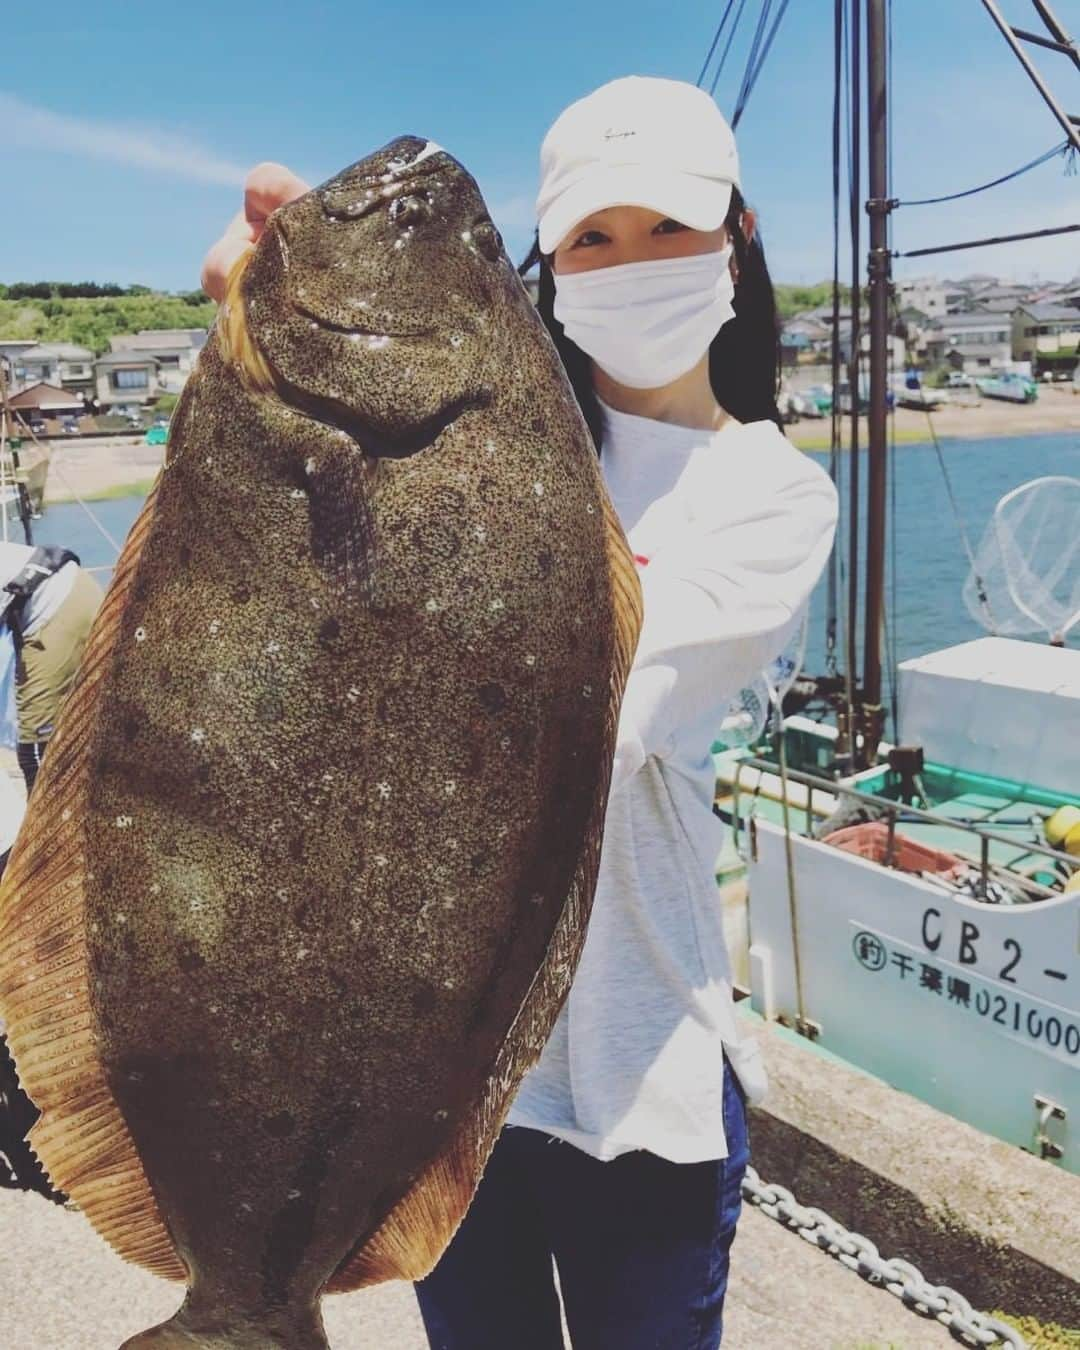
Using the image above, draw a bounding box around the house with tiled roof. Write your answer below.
[924,312,1013,373]
[109,328,208,392]
[14,343,96,396]
[1011,303,1080,377]
[94,351,161,407]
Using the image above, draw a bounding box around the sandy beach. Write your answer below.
[41,436,164,506]
[32,386,1077,507]
[787,382,1078,450]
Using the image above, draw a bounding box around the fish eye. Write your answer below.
[390,192,434,228]
[471,218,503,262]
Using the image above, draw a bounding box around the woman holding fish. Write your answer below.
[200,75,837,1350]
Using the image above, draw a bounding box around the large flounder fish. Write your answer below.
[0,137,641,1348]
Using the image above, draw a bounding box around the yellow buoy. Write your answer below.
[1064,870,1080,895]
[1045,805,1080,847]
[1065,821,1080,859]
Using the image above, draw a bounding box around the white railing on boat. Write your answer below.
[729,756,1078,902]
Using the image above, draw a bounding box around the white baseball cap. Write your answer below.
[536,76,741,254]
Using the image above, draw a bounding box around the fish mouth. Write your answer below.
[291,303,434,342]
[272,222,435,341]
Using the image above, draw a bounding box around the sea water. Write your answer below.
[16,430,1080,680]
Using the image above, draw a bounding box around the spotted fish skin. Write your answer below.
[0,138,640,1347]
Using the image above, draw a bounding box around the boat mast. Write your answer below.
[860,0,891,766]
[0,365,35,547]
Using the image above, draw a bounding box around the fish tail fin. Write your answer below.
[118,1302,329,1349]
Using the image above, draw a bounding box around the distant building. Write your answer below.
[7,381,85,424]
[966,284,1031,313]
[94,352,161,407]
[924,312,1012,373]
[783,316,831,343]
[0,341,40,395]
[12,342,96,396]
[109,329,208,393]
[834,320,905,368]
[942,275,1009,313]
[1011,303,1080,376]
[895,277,946,319]
[895,306,934,359]
[943,285,972,314]
[779,315,832,365]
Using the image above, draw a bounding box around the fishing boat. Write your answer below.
[707,0,1080,1178]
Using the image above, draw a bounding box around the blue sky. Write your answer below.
[2,0,1077,291]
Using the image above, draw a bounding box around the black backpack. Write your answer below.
[0,844,66,1205]
[0,1034,64,1203]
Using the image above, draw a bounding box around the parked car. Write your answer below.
[28,418,47,436]
[59,417,81,435]
[946,372,975,388]
[803,384,833,414]
[779,389,826,423]
[976,372,1038,404]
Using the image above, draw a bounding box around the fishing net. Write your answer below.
[963,475,1080,643]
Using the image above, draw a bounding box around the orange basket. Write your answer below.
[822,822,967,880]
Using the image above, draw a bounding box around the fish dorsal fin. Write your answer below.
[327,483,642,1291]
[0,481,186,1282]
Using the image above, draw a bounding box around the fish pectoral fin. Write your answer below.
[0,483,186,1284]
[304,444,377,599]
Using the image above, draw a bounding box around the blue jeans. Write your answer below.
[414,1061,749,1350]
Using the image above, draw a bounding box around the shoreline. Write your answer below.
[34,387,1079,506]
[787,383,1078,451]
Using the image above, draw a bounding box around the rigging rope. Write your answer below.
[698,0,791,121]
[899,220,1080,258]
[696,0,740,88]
[886,298,997,634]
[733,0,772,121]
[709,0,750,97]
[732,0,792,128]
[42,455,124,556]
[897,139,1072,206]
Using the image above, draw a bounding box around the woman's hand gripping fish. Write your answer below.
[0,137,641,1348]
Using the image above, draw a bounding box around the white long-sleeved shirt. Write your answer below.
[507,405,838,1163]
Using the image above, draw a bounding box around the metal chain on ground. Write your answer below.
[741,1165,1028,1348]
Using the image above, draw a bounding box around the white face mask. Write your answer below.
[552,247,735,390]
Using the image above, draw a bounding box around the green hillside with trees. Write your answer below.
[0,282,217,354]
[1,278,842,352]
[773,282,851,320]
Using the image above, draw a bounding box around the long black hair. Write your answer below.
[518,187,782,451]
